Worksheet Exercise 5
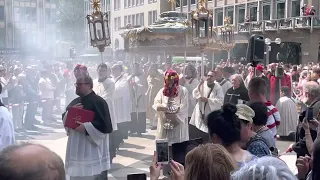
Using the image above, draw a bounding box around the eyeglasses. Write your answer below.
[207,75,215,78]
[74,83,89,87]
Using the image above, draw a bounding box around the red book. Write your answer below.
[65,107,95,129]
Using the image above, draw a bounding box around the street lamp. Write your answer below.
[219,17,235,60]
[86,0,111,62]
[264,37,281,65]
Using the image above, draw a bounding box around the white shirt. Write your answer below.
[113,74,132,123]
[0,106,15,151]
[39,77,54,99]
[184,78,199,117]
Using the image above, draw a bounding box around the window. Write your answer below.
[152,10,157,23]
[250,7,257,21]
[263,5,270,20]
[128,0,131,7]
[140,0,144,5]
[153,0,156,2]
[191,0,196,5]
[136,0,139,6]
[132,14,135,25]
[176,0,180,8]
[0,28,5,48]
[114,18,118,31]
[238,9,245,23]
[277,3,285,18]
[124,16,127,26]
[118,17,121,29]
[0,6,4,21]
[148,11,152,25]
[14,7,20,21]
[140,13,144,26]
[124,0,127,8]
[118,0,121,10]
[136,13,140,25]
[217,11,223,26]
[227,8,234,24]
[132,0,135,6]
[292,0,300,17]
[182,0,187,6]
[148,0,152,4]
[128,15,131,24]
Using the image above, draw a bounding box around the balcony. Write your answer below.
[237,16,320,33]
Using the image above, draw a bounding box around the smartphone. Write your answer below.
[127,173,146,180]
[306,107,314,121]
[172,138,203,166]
[156,139,169,164]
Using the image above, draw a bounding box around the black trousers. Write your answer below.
[130,112,146,134]
[25,102,38,126]
[117,122,129,140]
[188,120,209,143]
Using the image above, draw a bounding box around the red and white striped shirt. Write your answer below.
[265,101,281,138]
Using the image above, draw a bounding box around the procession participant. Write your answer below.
[266,63,291,104]
[215,65,232,95]
[153,69,188,145]
[0,83,15,151]
[93,63,117,163]
[111,64,132,143]
[180,64,199,139]
[63,75,113,180]
[224,74,249,105]
[222,66,235,82]
[129,63,148,136]
[189,70,224,142]
[275,86,298,137]
[146,64,163,130]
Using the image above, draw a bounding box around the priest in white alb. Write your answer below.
[153,69,189,145]
[63,75,113,180]
[189,70,224,142]
[93,63,118,164]
[111,63,132,144]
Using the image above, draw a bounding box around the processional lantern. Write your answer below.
[190,0,214,48]
[219,17,235,59]
[86,0,111,62]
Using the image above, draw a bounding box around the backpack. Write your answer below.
[247,134,279,156]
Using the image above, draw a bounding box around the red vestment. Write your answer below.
[267,73,291,104]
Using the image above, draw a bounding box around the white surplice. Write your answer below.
[0,106,15,151]
[63,113,110,177]
[215,78,232,95]
[190,81,224,133]
[153,85,189,145]
[93,78,118,131]
[129,74,148,113]
[275,96,299,136]
[113,74,132,124]
[184,78,199,118]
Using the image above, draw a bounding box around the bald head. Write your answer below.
[0,143,65,180]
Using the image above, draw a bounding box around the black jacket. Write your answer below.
[223,85,249,105]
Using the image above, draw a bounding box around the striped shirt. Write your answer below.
[265,101,281,138]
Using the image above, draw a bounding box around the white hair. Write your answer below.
[231,156,297,180]
[232,74,244,84]
[305,81,320,97]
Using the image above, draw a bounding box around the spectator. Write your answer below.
[0,143,65,180]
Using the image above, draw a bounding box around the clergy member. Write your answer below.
[93,63,118,164]
[111,64,132,144]
[189,70,224,142]
[0,83,15,151]
[153,70,189,145]
[128,63,148,136]
[63,75,113,180]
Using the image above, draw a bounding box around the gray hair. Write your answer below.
[232,74,245,85]
[305,81,320,97]
[231,156,296,180]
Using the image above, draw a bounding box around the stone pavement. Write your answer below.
[18,122,298,179]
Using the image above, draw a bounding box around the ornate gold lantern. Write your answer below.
[219,17,235,59]
[86,0,111,62]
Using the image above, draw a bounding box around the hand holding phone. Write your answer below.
[156,139,169,164]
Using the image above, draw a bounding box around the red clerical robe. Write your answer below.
[267,73,291,104]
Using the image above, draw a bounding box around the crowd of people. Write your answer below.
[0,58,319,180]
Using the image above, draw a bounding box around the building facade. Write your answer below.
[110,0,171,52]
[0,0,56,55]
[175,0,320,64]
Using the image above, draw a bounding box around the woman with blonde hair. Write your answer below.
[150,144,236,180]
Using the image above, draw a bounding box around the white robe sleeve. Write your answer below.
[207,85,224,111]
[192,86,201,99]
[153,89,163,111]
[84,122,107,146]
[175,87,188,124]
[62,111,70,136]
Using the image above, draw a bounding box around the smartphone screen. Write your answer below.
[127,173,146,180]
[156,141,169,163]
[172,138,203,166]
[306,107,313,121]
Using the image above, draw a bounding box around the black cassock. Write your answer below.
[62,91,113,134]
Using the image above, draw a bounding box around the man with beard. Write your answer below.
[93,63,118,164]
[189,70,224,142]
[63,75,113,180]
